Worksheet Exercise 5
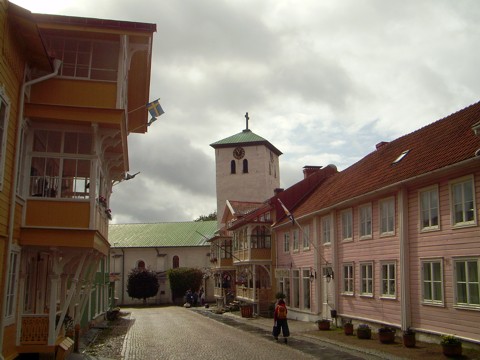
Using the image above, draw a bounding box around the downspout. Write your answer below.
[121,248,125,304]
[0,59,62,357]
[399,186,410,331]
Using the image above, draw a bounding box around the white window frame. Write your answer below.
[450,176,477,228]
[302,269,311,310]
[359,204,372,239]
[419,186,440,232]
[321,215,331,245]
[341,209,353,242]
[292,269,300,308]
[283,232,290,253]
[292,229,299,252]
[454,257,480,308]
[421,258,444,306]
[342,263,354,295]
[360,262,374,296]
[302,225,310,250]
[0,85,10,191]
[381,261,396,298]
[4,245,20,325]
[379,197,395,236]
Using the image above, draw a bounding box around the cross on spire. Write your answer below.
[245,112,249,130]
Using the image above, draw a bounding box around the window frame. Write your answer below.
[381,261,396,299]
[450,176,477,228]
[421,258,444,306]
[4,245,20,325]
[302,225,310,250]
[454,257,480,308]
[419,186,440,232]
[292,229,299,252]
[321,215,331,245]
[292,269,300,308]
[302,269,311,310]
[379,197,395,236]
[0,85,10,192]
[341,209,353,242]
[283,232,290,253]
[360,262,374,297]
[342,263,354,295]
[359,203,372,239]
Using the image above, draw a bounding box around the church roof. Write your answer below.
[109,221,217,248]
[210,129,282,155]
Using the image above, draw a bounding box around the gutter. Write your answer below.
[0,59,62,357]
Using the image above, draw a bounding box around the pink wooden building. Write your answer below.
[273,101,480,345]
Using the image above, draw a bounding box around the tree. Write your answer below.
[194,211,217,222]
[127,268,159,304]
[167,267,203,302]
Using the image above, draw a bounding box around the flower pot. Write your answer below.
[357,328,371,339]
[403,333,416,348]
[378,330,395,344]
[240,305,253,318]
[344,323,354,336]
[442,344,462,357]
[317,320,330,331]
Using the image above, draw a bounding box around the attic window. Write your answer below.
[392,150,410,164]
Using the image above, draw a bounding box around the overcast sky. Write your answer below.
[12,0,480,224]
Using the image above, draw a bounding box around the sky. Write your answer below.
[11,0,480,224]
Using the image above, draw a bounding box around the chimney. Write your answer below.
[376,141,389,150]
[303,165,323,179]
[274,188,284,195]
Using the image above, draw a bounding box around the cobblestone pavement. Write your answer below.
[69,306,379,360]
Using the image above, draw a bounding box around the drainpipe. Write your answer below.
[0,59,62,358]
[399,187,410,331]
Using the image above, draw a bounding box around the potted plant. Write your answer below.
[402,327,416,348]
[441,335,462,357]
[357,324,371,339]
[378,326,396,344]
[315,319,330,331]
[344,320,354,335]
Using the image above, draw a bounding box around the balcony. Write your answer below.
[233,248,271,263]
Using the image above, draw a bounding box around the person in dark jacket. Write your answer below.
[273,299,290,343]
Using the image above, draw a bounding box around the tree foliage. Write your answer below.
[194,211,217,222]
[167,267,203,299]
[126,268,159,303]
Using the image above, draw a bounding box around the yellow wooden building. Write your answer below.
[0,2,156,358]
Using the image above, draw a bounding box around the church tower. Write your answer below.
[210,113,282,226]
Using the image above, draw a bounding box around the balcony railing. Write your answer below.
[20,315,49,345]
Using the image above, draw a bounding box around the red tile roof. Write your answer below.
[278,101,480,224]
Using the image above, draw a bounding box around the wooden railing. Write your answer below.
[20,315,49,345]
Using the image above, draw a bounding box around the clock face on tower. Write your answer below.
[233,147,245,159]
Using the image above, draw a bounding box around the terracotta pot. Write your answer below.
[240,305,253,318]
[357,328,371,339]
[344,323,354,335]
[403,333,416,348]
[442,344,462,357]
[378,330,395,344]
[317,320,330,331]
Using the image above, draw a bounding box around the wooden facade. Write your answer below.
[0,2,156,358]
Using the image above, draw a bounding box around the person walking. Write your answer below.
[273,299,290,343]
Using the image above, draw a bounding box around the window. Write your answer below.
[455,258,479,306]
[302,269,311,310]
[420,187,439,231]
[359,204,372,238]
[173,256,179,269]
[451,177,476,226]
[230,160,236,174]
[342,263,354,294]
[242,159,248,173]
[360,262,373,296]
[0,86,9,191]
[279,277,290,305]
[341,209,353,241]
[292,270,300,308]
[321,216,331,244]
[302,225,310,250]
[251,226,271,249]
[283,232,290,253]
[4,248,19,323]
[292,229,299,252]
[422,259,443,305]
[137,260,145,270]
[29,129,92,199]
[44,36,119,81]
[221,239,232,258]
[380,198,395,235]
[381,262,396,297]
